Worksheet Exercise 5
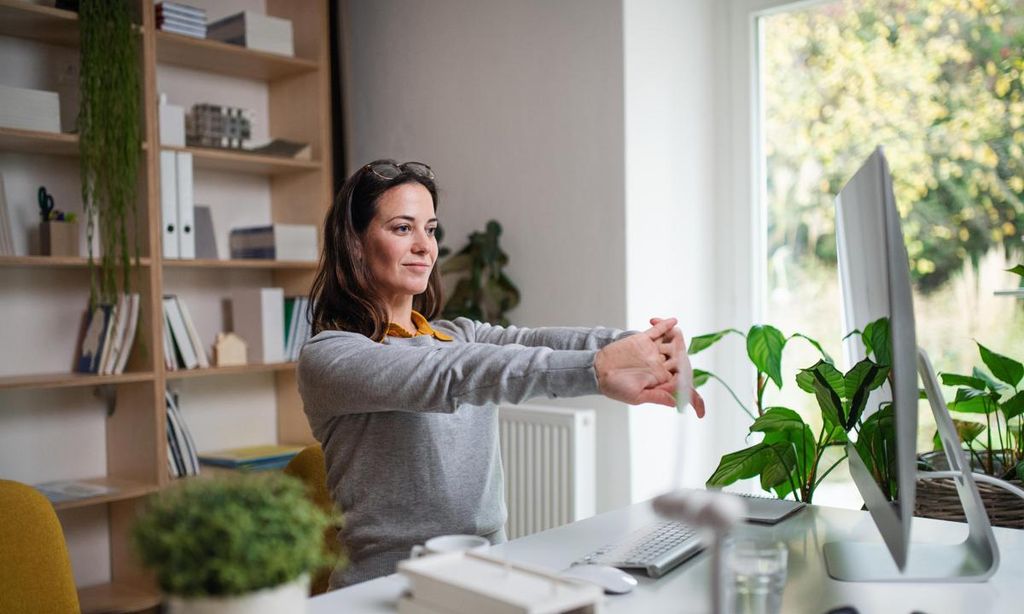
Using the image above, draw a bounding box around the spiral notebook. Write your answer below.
[733,492,807,524]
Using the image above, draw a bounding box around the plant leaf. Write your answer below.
[706,443,772,487]
[810,373,845,429]
[977,342,1023,388]
[1002,390,1024,422]
[948,387,999,414]
[688,329,742,355]
[939,373,987,390]
[1017,461,1024,482]
[861,317,891,366]
[795,360,844,395]
[759,441,799,491]
[750,407,807,435]
[844,359,890,429]
[747,325,787,388]
[1008,264,1024,278]
[933,419,987,451]
[693,369,710,388]
[788,333,834,363]
[972,367,1005,393]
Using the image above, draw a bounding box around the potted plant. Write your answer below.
[78,0,141,305]
[439,220,520,325]
[692,321,892,503]
[132,473,339,613]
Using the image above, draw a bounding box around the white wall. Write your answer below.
[342,0,633,511]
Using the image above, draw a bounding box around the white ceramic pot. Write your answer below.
[167,575,309,614]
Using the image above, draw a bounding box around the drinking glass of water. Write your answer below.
[726,539,788,614]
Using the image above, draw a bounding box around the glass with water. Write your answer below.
[726,539,788,614]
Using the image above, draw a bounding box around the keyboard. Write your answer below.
[576,520,703,578]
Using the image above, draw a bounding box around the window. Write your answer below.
[758,0,1024,505]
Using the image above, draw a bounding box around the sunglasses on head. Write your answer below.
[364,161,435,181]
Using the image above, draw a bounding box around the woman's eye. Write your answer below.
[427,227,437,236]
[395,224,411,233]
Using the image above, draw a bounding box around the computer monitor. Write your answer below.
[823,146,999,582]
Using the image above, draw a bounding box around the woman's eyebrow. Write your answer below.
[386,215,439,224]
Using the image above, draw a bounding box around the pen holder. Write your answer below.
[40,221,79,257]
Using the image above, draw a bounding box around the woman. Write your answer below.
[298,159,705,588]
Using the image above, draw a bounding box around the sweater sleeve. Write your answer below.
[298,331,600,423]
[434,317,635,351]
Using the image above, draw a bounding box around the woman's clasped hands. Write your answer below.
[593,317,706,417]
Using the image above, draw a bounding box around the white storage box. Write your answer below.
[207,11,294,56]
[0,84,61,133]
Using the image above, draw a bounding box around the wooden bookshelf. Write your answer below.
[50,477,158,512]
[0,126,79,156]
[0,0,80,47]
[0,371,155,392]
[1,1,333,610]
[78,582,161,614]
[0,255,153,268]
[161,144,320,175]
[155,30,318,81]
[166,362,298,380]
[163,258,317,270]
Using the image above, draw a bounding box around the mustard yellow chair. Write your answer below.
[283,444,343,595]
[0,479,80,614]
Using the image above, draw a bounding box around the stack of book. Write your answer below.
[207,11,294,56]
[166,390,200,478]
[285,296,312,362]
[74,293,142,375]
[185,103,252,149]
[155,2,207,39]
[198,444,304,472]
[229,224,318,261]
[0,84,60,133]
[162,294,209,371]
[0,174,13,256]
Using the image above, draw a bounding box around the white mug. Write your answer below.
[409,534,490,559]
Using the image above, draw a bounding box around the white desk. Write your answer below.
[309,500,1024,614]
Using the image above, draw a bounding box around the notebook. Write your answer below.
[733,492,807,524]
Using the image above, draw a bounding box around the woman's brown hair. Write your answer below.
[308,159,443,341]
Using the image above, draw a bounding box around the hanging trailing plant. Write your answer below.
[78,0,141,306]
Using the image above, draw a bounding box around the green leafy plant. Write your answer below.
[132,474,339,598]
[440,220,520,325]
[934,343,1024,481]
[78,0,141,306]
[696,320,893,502]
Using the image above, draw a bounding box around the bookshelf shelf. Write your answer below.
[163,258,317,270]
[166,362,298,380]
[0,255,153,268]
[50,476,158,511]
[0,0,80,47]
[160,144,320,175]
[0,127,79,156]
[0,371,155,391]
[78,582,162,614]
[155,30,319,81]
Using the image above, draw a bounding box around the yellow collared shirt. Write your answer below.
[386,310,453,341]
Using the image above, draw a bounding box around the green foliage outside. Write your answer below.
[133,474,339,598]
[440,221,521,325]
[765,0,1024,293]
[696,320,894,503]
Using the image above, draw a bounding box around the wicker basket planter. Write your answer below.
[915,451,1024,530]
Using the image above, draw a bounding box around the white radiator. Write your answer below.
[498,404,596,539]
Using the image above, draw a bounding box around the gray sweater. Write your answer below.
[297,317,628,588]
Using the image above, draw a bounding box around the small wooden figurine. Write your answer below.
[213,332,247,366]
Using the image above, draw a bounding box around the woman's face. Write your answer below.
[361,182,438,306]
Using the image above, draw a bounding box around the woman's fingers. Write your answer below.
[691,389,706,418]
[644,318,677,340]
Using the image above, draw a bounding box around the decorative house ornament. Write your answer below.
[213,332,247,366]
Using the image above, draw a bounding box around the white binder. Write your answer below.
[159,150,178,259]
[176,151,195,259]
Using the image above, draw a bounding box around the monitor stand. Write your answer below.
[823,348,1000,582]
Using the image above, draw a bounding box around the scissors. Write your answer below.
[38,186,55,222]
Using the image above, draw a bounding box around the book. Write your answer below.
[166,389,199,477]
[164,295,198,369]
[155,2,206,20]
[198,444,303,470]
[112,293,141,374]
[162,306,177,371]
[0,173,13,256]
[75,303,113,374]
[207,11,294,56]
[229,224,318,261]
[34,480,119,504]
[98,294,127,375]
[231,287,285,363]
[193,205,217,259]
[175,295,209,368]
[0,84,60,133]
